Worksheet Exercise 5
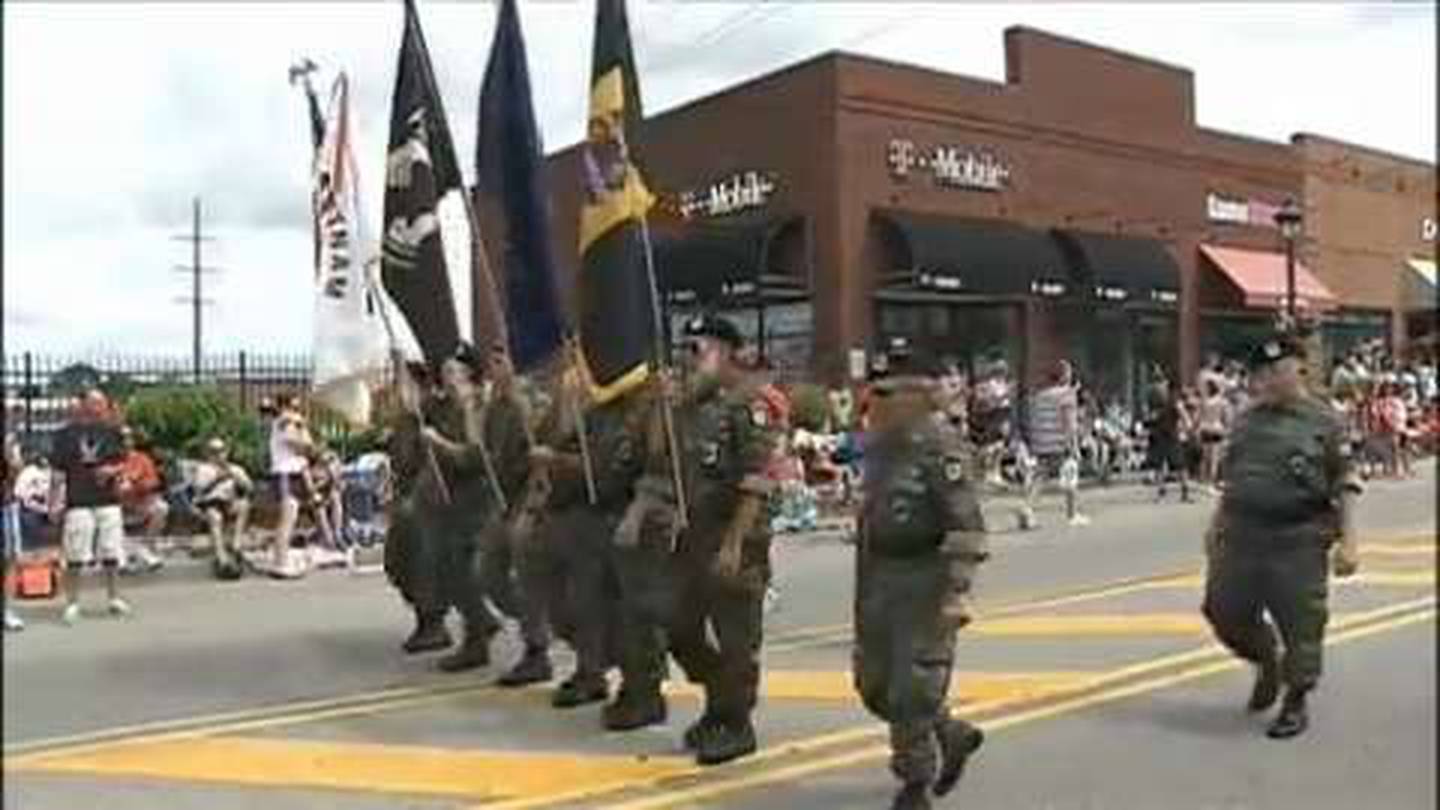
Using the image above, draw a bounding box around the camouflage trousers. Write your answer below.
[853,556,965,786]
[610,506,678,700]
[520,506,622,678]
[383,502,447,618]
[1202,541,1330,690]
[668,528,771,724]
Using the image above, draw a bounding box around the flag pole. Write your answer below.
[636,214,689,530]
[566,338,600,506]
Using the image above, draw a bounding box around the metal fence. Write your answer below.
[2,351,329,445]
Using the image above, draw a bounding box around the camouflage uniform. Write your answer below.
[604,387,682,730]
[1204,397,1352,694]
[383,399,450,631]
[477,387,551,657]
[855,400,988,807]
[667,374,780,764]
[525,397,638,704]
[429,394,505,646]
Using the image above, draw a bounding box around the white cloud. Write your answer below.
[3,1,1434,355]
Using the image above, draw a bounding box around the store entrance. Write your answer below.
[874,299,1023,379]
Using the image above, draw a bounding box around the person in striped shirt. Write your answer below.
[1017,360,1089,529]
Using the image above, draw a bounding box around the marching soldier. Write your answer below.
[1202,332,1362,739]
[526,354,639,708]
[482,348,558,687]
[854,345,987,810]
[665,315,780,766]
[605,379,680,732]
[420,346,509,673]
[384,360,453,654]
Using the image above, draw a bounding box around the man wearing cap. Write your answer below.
[664,314,781,765]
[854,345,988,810]
[1202,332,1362,740]
[191,437,254,580]
[418,346,513,673]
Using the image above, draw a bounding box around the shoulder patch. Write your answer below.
[944,457,965,482]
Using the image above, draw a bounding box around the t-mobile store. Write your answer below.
[543,27,1426,404]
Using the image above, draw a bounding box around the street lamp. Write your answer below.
[1273,197,1303,331]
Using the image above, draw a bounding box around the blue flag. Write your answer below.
[476,0,566,372]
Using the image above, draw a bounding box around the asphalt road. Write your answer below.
[3,468,1435,810]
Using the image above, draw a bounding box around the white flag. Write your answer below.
[312,73,387,427]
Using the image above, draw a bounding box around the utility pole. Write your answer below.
[172,197,219,383]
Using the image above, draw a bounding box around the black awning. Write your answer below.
[654,216,807,305]
[873,211,1073,298]
[1052,229,1180,305]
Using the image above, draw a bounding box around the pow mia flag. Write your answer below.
[381,0,464,368]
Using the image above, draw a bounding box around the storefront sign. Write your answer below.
[1423,217,1437,241]
[887,139,1010,192]
[1205,192,1284,229]
[678,171,776,219]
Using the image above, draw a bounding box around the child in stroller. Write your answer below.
[340,452,390,549]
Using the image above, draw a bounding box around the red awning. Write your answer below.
[1200,245,1338,311]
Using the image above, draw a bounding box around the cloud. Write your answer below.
[3,1,1435,356]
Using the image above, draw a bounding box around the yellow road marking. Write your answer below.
[597,605,1437,810]
[13,737,690,800]
[663,671,1095,704]
[969,614,1208,637]
[1363,543,1437,557]
[469,595,1437,810]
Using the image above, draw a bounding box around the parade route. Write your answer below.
[4,473,1434,810]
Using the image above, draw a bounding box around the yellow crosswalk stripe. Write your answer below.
[12,737,691,800]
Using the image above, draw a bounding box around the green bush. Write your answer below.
[121,385,265,473]
[787,383,832,433]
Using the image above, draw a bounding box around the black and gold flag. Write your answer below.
[576,0,656,403]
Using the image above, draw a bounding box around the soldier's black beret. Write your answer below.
[684,314,744,349]
[1247,333,1305,370]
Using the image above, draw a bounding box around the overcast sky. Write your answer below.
[4,1,1435,358]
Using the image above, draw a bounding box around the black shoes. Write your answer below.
[552,675,609,709]
[682,713,720,750]
[497,648,554,687]
[603,690,668,731]
[933,719,984,797]
[402,620,453,655]
[694,718,757,766]
[890,782,932,810]
[1247,658,1282,713]
[437,638,492,672]
[1266,689,1310,740]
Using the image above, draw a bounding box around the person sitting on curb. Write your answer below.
[191,437,254,580]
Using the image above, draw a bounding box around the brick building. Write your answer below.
[1293,134,1437,354]
[530,26,1435,405]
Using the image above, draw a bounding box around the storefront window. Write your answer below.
[875,301,1021,378]
[668,301,814,380]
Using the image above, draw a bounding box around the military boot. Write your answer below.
[552,673,609,709]
[1247,656,1281,713]
[694,718,757,766]
[437,634,492,673]
[603,689,668,731]
[402,613,453,655]
[1266,688,1310,739]
[933,719,984,797]
[890,782,932,810]
[682,713,721,750]
[497,646,554,688]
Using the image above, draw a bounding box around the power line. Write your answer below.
[170,197,221,382]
